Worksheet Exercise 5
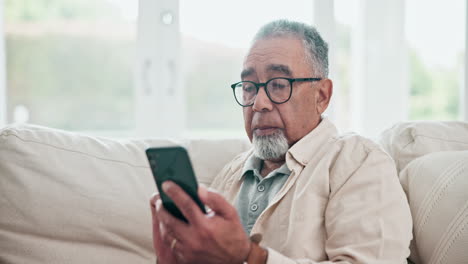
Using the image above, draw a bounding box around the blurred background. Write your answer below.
[0,0,466,138]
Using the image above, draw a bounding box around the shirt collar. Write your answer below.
[287,117,338,167]
[240,154,262,179]
[238,154,291,181]
[234,116,338,180]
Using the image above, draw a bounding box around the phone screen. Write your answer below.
[146,146,206,222]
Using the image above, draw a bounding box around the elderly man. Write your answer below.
[150,20,412,264]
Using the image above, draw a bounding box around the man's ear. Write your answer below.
[315,79,333,114]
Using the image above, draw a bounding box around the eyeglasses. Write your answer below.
[230,77,322,107]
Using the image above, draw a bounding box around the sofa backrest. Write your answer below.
[379,121,468,264]
[400,150,468,264]
[379,120,468,172]
[2,121,468,264]
[0,124,250,264]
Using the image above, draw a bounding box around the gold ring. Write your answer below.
[170,238,177,250]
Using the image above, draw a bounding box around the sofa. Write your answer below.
[0,121,467,264]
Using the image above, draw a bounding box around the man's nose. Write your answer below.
[252,86,273,112]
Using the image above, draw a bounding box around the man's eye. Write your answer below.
[270,82,286,90]
[243,85,255,93]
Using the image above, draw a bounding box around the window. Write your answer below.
[406,0,465,120]
[5,0,137,132]
[2,0,466,137]
[179,0,316,137]
[333,0,357,132]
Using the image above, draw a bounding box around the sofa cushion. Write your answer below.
[184,138,252,186]
[0,124,250,264]
[399,150,468,264]
[379,121,468,172]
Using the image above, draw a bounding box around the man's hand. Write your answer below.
[150,193,180,264]
[150,181,251,264]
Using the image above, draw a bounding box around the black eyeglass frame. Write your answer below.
[230,77,322,107]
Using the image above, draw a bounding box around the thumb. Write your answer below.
[198,186,236,219]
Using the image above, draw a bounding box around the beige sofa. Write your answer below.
[0,122,467,264]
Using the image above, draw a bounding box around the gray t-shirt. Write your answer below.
[234,154,291,234]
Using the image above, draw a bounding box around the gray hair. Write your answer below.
[252,19,329,77]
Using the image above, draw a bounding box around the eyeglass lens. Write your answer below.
[233,78,291,106]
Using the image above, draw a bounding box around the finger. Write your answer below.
[162,181,205,225]
[153,198,162,225]
[157,197,192,241]
[150,193,161,220]
[198,186,237,219]
[160,222,182,249]
[153,199,169,240]
[152,198,183,264]
[152,199,166,253]
[150,192,160,206]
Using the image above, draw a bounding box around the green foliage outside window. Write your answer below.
[4,0,462,133]
[5,0,121,22]
[5,0,135,130]
[409,50,461,120]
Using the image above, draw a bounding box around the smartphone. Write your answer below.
[146,146,206,222]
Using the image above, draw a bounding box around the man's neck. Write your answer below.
[260,158,285,178]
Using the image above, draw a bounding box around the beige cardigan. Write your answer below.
[211,118,412,264]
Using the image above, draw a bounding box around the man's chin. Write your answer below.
[252,130,289,161]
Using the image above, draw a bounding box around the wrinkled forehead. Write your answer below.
[241,36,311,79]
[241,64,292,79]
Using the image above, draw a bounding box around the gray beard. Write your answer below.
[252,130,289,160]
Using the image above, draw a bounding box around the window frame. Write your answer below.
[0,2,5,127]
[1,0,467,132]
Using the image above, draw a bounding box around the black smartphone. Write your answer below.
[146,146,206,222]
